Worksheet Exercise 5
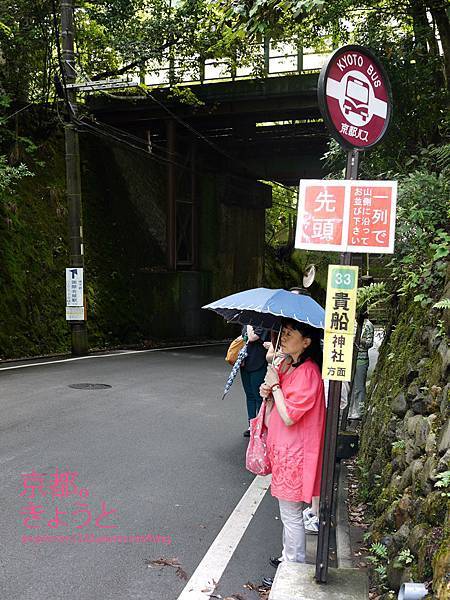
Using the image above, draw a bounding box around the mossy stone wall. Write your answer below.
[0,134,70,359]
[0,131,268,358]
[359,297,449,596]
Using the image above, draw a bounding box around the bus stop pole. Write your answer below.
[315,148,359,583]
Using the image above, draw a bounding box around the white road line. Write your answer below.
[0,343,226,372]
[176,474,271,600]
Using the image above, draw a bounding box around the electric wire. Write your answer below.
[73,115,296,210]
[50,2,298,211]
[141,87,297,194]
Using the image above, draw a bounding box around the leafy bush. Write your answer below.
[389,169,449,305]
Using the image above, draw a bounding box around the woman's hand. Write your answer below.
[260,382,272,399]
[264,364,280,388]
[265,396,274,410]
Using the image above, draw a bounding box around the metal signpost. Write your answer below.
[309,45,392,583]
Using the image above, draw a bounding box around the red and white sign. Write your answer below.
[295,180,397,253]
[318,45,392,149]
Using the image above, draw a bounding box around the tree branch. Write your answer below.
[91,36,181,81]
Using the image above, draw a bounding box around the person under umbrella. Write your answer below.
[239,325,269,437]
[260,319,325,584]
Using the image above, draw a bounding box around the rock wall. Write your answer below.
[359,294,449,597]
[0,129,270,359]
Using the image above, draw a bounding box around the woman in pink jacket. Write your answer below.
[260,319,325,566]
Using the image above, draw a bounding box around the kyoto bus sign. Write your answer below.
[318,45,392,149]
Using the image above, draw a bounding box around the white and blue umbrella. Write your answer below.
[203,287,325,331]
[203,287,325,399]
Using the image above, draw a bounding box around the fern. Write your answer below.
[357,282,390,310]
[433,298,450,310]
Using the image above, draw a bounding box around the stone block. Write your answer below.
[438,339,449,380]
[437,449,450,472]
[407,415,423,436]
[269,563,368,600]
[407,383,420,399]
[408,524,429,557]
[393,523,410,547]
[415,418,430,450]
[387,562,411,592]
[411,458,425,487]
[425,432,437,455]
[438,418,450,455]
[412,393,439,415]
[394,495,414,529]
[391,392,408,416]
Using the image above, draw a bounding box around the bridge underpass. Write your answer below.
[89,72,329,187]
[79,71,332,340]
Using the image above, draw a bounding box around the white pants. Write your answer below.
[279,499,306,563]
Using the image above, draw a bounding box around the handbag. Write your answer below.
[225,336,245,365]
[246,401,271,476]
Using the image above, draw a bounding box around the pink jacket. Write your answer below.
[267,358,326,503]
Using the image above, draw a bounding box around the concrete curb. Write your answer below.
[269,461,368,599]
[336,462,354,569]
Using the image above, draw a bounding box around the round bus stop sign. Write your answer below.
[318,45,392,149]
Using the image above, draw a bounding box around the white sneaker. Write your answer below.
[303,508,319,535]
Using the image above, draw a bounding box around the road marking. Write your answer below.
[176,474,271,600]
[0,343,227,372]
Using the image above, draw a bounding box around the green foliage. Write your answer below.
[367,542,389,589]
[0,156,32,195]
[433,298,450,311]
[357,282,390,311]
[434,471,450,498]
[388,170,449,305]
[391,439,405,453]
[396,548,414,566]
[265,183,296,246]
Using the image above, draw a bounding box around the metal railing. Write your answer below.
[130,41,331,87]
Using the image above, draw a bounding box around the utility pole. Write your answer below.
[61,0,88,355]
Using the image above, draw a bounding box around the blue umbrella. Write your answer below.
[203,287,325,330]
[221,342,248,400]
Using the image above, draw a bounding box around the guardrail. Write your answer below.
[130,42,331,87]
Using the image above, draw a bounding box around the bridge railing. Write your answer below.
[130,41,331,88]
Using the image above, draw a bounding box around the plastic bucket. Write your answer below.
[398,582,428,600]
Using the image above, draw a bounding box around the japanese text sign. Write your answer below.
[66,267,85,321]
[295,180,397,253]
[322,265,358,382]
[318,45,392,149]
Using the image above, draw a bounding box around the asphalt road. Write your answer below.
[0,345,318,600]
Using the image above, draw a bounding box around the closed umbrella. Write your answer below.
[221,342,248,400]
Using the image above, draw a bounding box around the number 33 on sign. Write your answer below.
[322,265,358,382]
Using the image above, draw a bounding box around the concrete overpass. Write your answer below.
[88,72,328,187]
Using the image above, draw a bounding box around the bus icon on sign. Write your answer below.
[343,76,369,121]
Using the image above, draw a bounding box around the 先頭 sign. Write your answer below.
[318,45,392,149]
[295,179,397,254]
[322,265,358,382]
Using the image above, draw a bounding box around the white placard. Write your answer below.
[66,268,84,307]
[66,306,85,321]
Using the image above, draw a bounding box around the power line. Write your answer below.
[140,87,296,194]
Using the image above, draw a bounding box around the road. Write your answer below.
[0,345,318,600]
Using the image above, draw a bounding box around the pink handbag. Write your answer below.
[246,402,271,476]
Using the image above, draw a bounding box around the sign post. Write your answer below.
[312,45,392,583]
